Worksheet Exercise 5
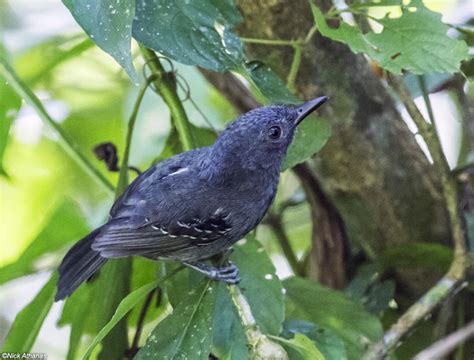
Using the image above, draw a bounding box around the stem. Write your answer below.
[127,290,156,359]
[139,46,194,151]
[266,212,304,276]
[364,74,471,359]
[286,45,302,93]
[228,285,288,359]
[240,37,297,46]
[417,75,436,125]
[0,56,114,193]
[115,76,154,197]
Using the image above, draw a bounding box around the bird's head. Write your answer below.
[212,97,328,173]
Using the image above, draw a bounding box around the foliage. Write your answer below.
[0,0,471,359]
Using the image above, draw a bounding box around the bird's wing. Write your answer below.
[92,209,232,258]
[91,148,232,258]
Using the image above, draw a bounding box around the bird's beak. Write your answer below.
[294,96,329,126]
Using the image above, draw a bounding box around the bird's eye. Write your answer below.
[268,126,282,140]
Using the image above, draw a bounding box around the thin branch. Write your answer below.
[139,46,194,151]
[266,211,304,276]
[363,73,472,359]
[127,290,156,359]
[417,75,436,126]
[240,37,297,46]
[286,45,302,93]
[116,75,155,197]
[414,320,474,360]
[0,55,114,193]
[228,285,288,359]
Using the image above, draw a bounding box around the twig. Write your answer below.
[286,45,302,93]
[363,73,471,359]
[127,290,156,359]
[0,55,114,193]
[116,75,155,196]
[413,320,474,360]
[266,211,304,276]
[228,285,288,359]
[139,47,194,151]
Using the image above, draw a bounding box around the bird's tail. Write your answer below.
[55,228,107,301]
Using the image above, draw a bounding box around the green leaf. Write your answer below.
[1,273,57,352]
[232,237,285,335]
[0,200,90,285]
[282,117,331,170]
[211,283,249,360]
[272,333,324,360]
[244,61,298,104]
[136,279,217,359]
[344,264,395,316]
[284,276,383,359]
[282,320,348,360]
[81,279,160,359]
[62,0,137,82]
[133,0,244,72]
[0,45,21,178]
[311,1,469,74]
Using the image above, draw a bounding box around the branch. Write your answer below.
[228,285,288,359]
[0,54,114,193]
[265,211,305,276]
[116,75,155,197]
[413,320,474,360]
[363,74,472,359]
[139,47,194,151]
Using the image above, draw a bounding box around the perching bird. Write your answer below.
[55,97,328,300]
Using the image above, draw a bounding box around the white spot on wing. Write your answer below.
[168,167,188,177]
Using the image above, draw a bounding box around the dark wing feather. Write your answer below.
[92,210,232,258]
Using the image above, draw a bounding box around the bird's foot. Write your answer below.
[183,261,241,284]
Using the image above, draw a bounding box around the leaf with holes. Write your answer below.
[62,0,137,81]
[133,0,244,72]
[311,0,469,74]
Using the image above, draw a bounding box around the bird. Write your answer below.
[55,96,328,301]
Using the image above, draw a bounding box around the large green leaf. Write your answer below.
[284,277,383,359]
[136,279,217,359]
[282,117,331,171]
[282,320,348,360]
[62,0,137,81]
[1,273,57,352]
[272,333,324,360]
[0,200,89,285]
[0,45,21,178]
[133,0,243,72]
[232,237,285,335]
[311,0,469,74]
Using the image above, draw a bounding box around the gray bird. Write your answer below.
[56,97,328,301]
